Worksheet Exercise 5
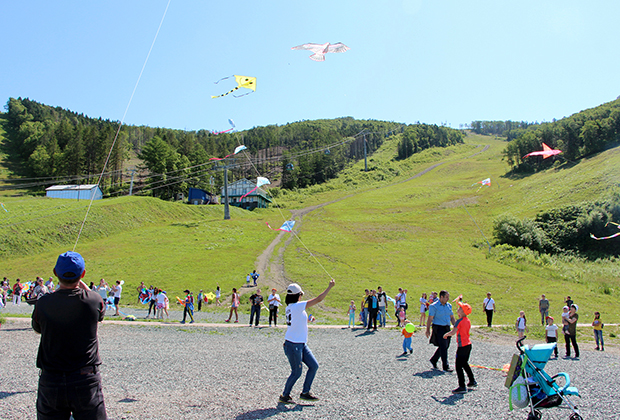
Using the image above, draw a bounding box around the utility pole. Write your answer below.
[128,169,136,196]
[223,164,230,220]
[363,131,368,172]
[215,158,237,220]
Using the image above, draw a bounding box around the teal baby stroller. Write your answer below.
[506,337,582,420]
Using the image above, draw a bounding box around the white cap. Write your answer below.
[571,304,578,311]
[287,283,303,295]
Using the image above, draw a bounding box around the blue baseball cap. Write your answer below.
[54,251,85,281]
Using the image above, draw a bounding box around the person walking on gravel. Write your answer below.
[426,290,456,372]
[279,279,335,404]
[268,288,281,327]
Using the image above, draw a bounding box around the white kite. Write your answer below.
[291,42,350,62]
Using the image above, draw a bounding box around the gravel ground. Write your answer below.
[1,304,619,420]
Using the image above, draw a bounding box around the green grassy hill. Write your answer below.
[1,129,619,338]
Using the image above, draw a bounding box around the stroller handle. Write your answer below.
[516,336,526,353]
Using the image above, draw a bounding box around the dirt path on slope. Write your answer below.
[252,143,490,296]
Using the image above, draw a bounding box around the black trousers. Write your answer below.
[430,325,451,369]
[455,344,475,387]
[250,305,261,326]
[564,333,579,357]
[485,309,493,327]
[38,369,106,420]
[269,306,278,326]
[546,336,558,356]
[367,308,378,329]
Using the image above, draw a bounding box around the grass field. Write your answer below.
[1,126,619,338]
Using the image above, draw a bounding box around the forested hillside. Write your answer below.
[2,97,463,199]
[501,97,620,169]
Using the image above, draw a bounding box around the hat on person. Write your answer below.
[546,316,554,321]
[54,251,85,281]
[183,289,191,294]
[272,288,277,291]
[287,283,303,295]
[571,303,578,311]
[457,302,472,316]
[563,305,569,310]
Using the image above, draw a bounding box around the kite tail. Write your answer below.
[0,203,7,212]
[240,186,259,200]
[233,91,253,98]
[211,86,239,99]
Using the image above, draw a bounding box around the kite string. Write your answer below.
[73,0,172,251]
[234,139,334,280]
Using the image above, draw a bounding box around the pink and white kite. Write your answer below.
[212,119,235,135]
[240,177,270,199]
[266,221,295,232]
[522,143,562,159]
[291,42,350,62]
[209,145,247,161]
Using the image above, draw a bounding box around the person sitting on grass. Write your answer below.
[444,302,477,394]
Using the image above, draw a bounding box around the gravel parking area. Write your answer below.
[1,305,618,420]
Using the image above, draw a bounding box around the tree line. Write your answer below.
[501,97,620,170]
[468,120,538,140]
[3,97,463,199]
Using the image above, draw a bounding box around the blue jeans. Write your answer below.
[282,340,319,397]
[379,307,386,327]
[594,329,604,348]
[403,336,412,352]
[37,370,107,420]
[250,305,261,326]
[360,308,368,327]
[348,312,355,327]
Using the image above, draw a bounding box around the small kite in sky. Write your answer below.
[211,75,256,98]
[241,177,270,199]
[522,143,562,159]
[291,42,350,61]
[209,145,247,161]
[212,119,236,135]
[590,221,620,240]
[266,220,295,232]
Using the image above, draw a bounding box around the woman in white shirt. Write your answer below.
[279,279,335,404]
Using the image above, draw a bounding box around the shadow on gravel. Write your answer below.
[118,397,138,403]
[431,393,465,405]
[235,404,313,419]
[354,330,376,337]
[0,327,32,332]
[0,390,34,400]
[412,369,446,379]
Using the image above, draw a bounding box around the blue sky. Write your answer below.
[2,1,619,133]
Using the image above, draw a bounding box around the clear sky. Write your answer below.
[2,1,619,133]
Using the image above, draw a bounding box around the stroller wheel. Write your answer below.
[569,414,583,420]
[527,410,542,420]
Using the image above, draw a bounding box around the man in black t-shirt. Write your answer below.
[32,251,106,420]
[249,289,264,326]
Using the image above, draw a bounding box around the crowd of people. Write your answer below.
[9,249,610,418]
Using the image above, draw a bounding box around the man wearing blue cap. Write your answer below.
[32,251,107,419]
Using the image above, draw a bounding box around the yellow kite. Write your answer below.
[212,75,256,98]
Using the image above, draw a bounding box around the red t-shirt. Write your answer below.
[454,316,471,347]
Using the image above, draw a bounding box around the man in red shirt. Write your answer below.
[444,301,477,394]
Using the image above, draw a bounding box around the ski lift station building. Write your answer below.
[45,184,103,201]
[221,179,272,210]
